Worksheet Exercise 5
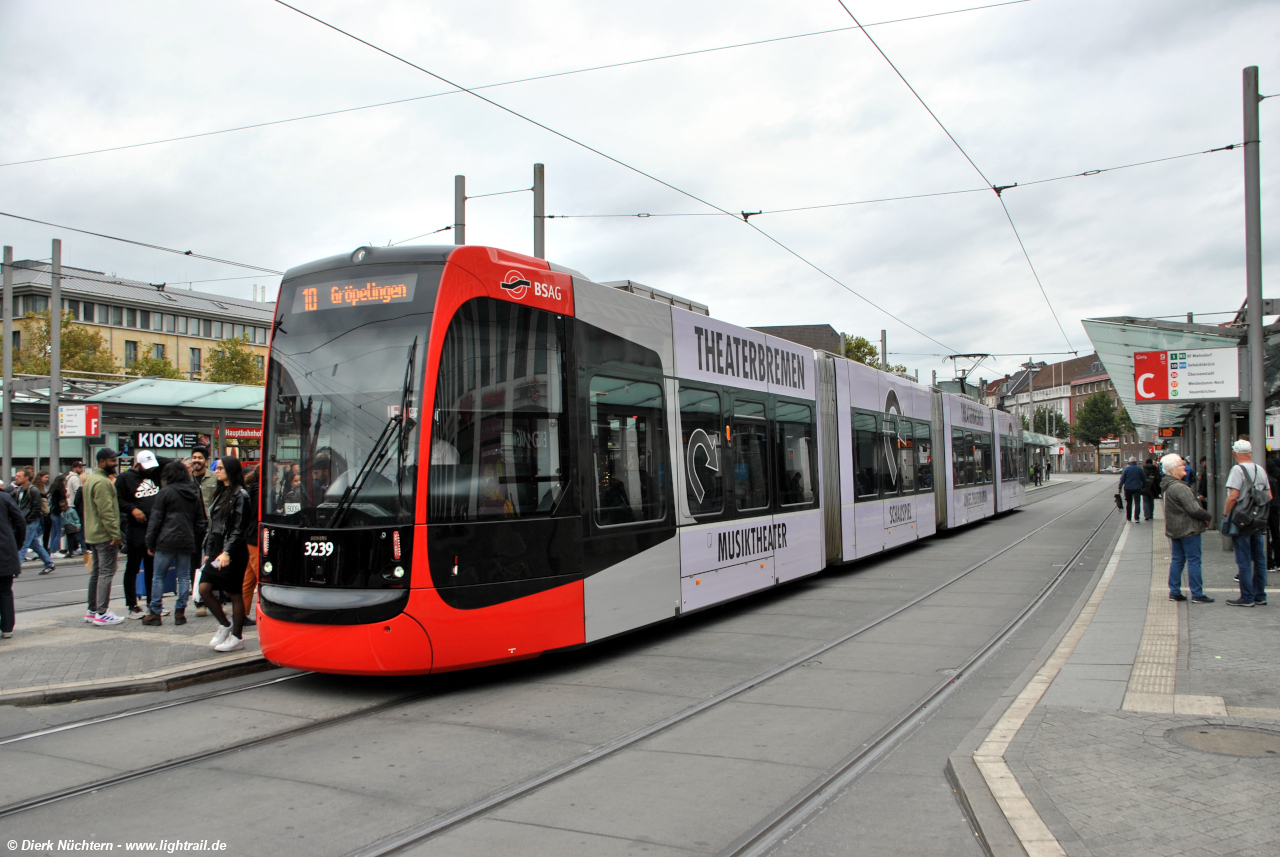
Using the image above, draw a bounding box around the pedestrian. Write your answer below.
[83,447,126,625]
[10,468,55,574]
[61,494,82,557]
[1033,463,1043,486]
[144,460,206,626]
[1196,456,1208,508]
[189,446,217,617]
[65,460,85,500]
[1222,439,1270,607]
[1267,452,1280,572]
[117,450,167,619]
[1119,456,1146,523]
[0,488,26,639]
[242,466,260,625]
[1159,454,1214,603]
[1182,457,1196,489]
[47,473,68,557]
[1142,457,1162,521]
[199,456,253,651]
[37,472,55,555]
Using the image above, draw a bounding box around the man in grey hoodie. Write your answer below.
[1160,453,1215,603]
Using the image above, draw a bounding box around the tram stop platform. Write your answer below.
[950,496,1280,857]
[1,552,267,706]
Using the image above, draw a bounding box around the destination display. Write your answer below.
[292,273,417,313]
[1134,348,1240,402]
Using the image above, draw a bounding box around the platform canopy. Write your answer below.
[82,378,263,412]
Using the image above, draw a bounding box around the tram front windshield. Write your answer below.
[263,264,438,528]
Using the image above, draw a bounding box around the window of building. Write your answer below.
[212,321,223,339]
[139,310,150,330]
[257,326,267,345]
[776,401,816,507]
[177,316,187,334]
[11,330,20,352]
[679,387,723,517]
[232,323,244,340]
[82,302,94,323]
[111,305,123,326]
[152,343,165,361]
[65,300,80,320]
[254,355,264,371]
[732,400,769,512]
[124,340,137,366]
[126,308,137,328]
[853,411,879,500]
[201,319,212,338]
[158,313,169,332]
[189,348,201,376]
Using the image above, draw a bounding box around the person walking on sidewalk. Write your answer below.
[242,466,260,626]
[1197,456,1209,507]
[1141,457,1162,521]
[46,473,68,557]
[189,446,217,617]
[199,457,253,652]
[143,460,206,626]
[1160,454,1215,604]
[1223,439,1271,607]
[1120,457,1146,523]
[84,447,126,626]
[0,488,27,639]
[117,450,167,619]
[10,469,55,574]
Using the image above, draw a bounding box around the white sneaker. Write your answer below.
[83,611,97,623]
[93,611,125,626]
[210,625,233,648]
[214,635,244,653]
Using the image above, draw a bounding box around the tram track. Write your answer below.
[0,484,1114,837]
[347,484,1116,857]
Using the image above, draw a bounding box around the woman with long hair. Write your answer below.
[199,456,253,651]
[47,473,68,556]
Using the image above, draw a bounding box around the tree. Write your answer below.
[1020,413,1030,431]
[841,333,908,374]
[14,310,120,377]
[125,343,183,379]
[1073,391,1123,449]
[1031,405,1069,438]
[205,335,264,385]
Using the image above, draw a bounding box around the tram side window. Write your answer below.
[977,433,993,484]
[877,415,899,496]
[776,401,816,507]
[898,420,916,494]
[680,386,724,517]
[853,411,879,500]
[733,400,770,512]
[428,298,570,523]
[591,376,668,526]
[915,421,933,491]
[952,427,967,487]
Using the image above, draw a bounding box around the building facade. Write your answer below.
[6,260,273,378]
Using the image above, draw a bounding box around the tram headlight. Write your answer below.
[393,566,405,579]
[263,562,273,575]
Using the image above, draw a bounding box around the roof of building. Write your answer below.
[82,378,264,411]
[749,324,842,355]
[10,261,275,324]
[1071,373,1111,386]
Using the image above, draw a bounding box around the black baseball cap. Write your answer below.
[96,447,119,461]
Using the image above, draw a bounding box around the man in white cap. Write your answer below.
[1222,439,1270,606]
[116,450,167,618]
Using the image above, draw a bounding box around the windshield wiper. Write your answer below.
[329,339,418,527]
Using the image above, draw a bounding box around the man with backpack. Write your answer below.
[1119,457,1146,522]
[1222,439,1270,606]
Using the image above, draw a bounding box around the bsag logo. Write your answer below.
[500,270,562,302]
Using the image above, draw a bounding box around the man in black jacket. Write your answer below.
[11,469,54,574]
[1142,458,1162,521]
[116,450,167,618]
[0,490,27,638]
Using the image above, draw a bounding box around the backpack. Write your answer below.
[1229,464,1271,534]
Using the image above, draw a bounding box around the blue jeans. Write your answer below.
[22,519,53,567]
[1142,494,1154,520]
[1169,534,1205,598]
[151,551,192,615]
[1232,532,1268,603]
[46,513,62,554]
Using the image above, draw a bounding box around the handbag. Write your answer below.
[1113,492,1123,510]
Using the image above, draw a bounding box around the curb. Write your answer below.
[0,654,274,707]
[946,514,1124,856]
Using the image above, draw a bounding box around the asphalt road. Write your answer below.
[0,477,1120,856]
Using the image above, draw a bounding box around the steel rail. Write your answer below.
[348,485,1114,857]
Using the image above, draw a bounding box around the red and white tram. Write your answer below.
[257,244,1025,675]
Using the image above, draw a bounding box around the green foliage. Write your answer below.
[841,334,908,374]
[14,310,120,377]
[1073,391,1125,448]
[205,335,263,385]
[126,343,183,379]
[1020,413,1030,431]
[1031,405,1069,437]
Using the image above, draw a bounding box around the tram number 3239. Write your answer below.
[304,540,335,557]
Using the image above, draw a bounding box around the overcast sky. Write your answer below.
[1,0,1277,381]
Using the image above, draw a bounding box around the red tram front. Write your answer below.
[259,244,593,674]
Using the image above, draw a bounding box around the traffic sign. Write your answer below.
[1134,348,1240,402]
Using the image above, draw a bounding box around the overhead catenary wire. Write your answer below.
[272,0,963,354]
[0,214,282,275]
[834,0,1076,354]
[0,1,1033,170]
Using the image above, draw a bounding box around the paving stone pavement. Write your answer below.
[978,500,1280,857]
[0,605,261,696]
